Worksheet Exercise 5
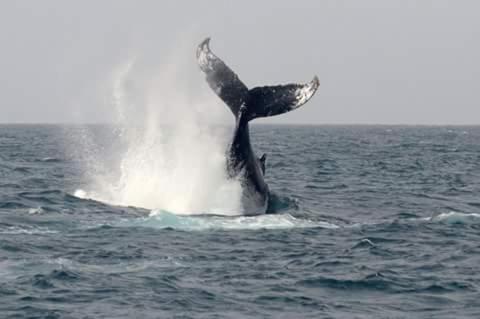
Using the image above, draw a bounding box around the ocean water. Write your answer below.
[1,124,480,318]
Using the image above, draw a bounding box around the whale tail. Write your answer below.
[197,38,319,122]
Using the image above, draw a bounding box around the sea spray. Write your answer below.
[72,44,243,215]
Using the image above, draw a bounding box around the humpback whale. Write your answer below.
[197,38,319,215]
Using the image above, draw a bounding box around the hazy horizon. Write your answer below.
[1,1,479,125]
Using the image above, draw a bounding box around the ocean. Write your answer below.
[1,124,480,318]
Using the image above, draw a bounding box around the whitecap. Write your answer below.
[429,211,480,224]
[28,206,45,215]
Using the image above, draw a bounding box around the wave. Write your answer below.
[70,188,480,231]
[112,210,339,231]
[426,211,480,224]
[350,211,480,229]
[49,257,182,275]
[0,225,58,235]
[33,157,63,163]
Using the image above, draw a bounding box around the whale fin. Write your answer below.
[197,38,319,120]
[245,77,319,120]
[197,38,248,118]
[259,153,267,174]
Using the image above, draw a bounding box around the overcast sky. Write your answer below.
[0,0,479,124]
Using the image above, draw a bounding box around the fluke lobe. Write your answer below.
[197,38,320,215]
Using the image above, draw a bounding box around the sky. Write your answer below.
[0,0,479,125]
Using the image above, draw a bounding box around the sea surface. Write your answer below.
[1,124,480,318]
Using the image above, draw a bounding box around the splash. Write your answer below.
[113,210,339,231]
[73,43,243,216]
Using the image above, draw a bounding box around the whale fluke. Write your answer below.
[196,37,320,215]
[197,38,320,121]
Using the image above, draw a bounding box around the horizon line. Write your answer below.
[1,121,480,127]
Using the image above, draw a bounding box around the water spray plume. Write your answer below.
[74,44,243,216]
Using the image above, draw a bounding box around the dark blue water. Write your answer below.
[1,124,480,318]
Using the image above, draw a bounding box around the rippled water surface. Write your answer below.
[1,124,480,318]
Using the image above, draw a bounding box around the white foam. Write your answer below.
[115,210,339,231]
[28,206,45,215]
[73,189,87,199]
[429,211,480,224]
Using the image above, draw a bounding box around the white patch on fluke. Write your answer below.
[294,76,320,108]
[196,38,215,73]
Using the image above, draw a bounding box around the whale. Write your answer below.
[197,38,320,215]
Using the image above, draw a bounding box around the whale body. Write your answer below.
[197,38,319,215]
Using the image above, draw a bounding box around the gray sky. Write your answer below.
[0,0,479,124]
